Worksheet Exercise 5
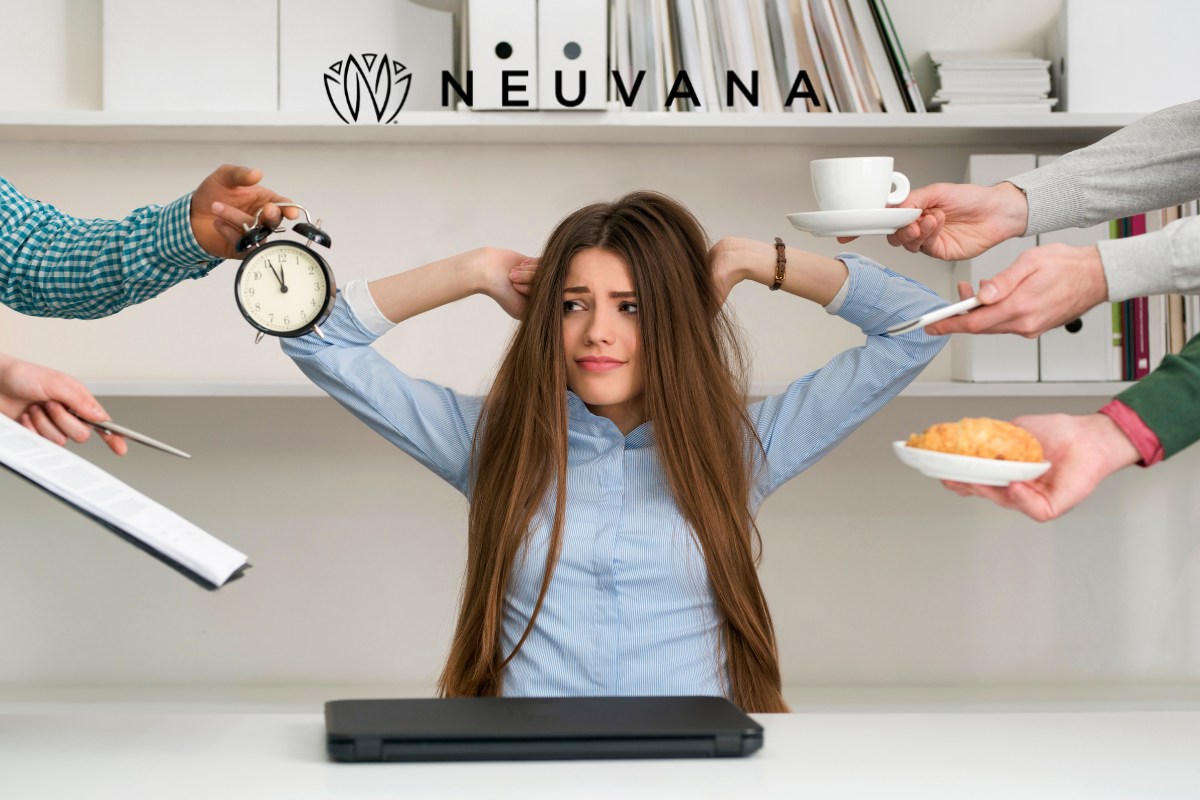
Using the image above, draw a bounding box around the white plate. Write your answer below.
[786,208,922,237]
[892,441,1051,487]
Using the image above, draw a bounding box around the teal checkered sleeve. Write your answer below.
[0,175,225,319]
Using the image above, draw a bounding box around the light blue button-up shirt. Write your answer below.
[283,253,947,698]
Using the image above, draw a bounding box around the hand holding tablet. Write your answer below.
[887,295,983,335]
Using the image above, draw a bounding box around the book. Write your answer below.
[846,0,905,112]
[690,0,723,112]
[629,0,655,110]
[794,0,838,111]
[1111,300,1123,381]
[0,414,249,589]
[723,0,761,112]
[870,0,923,112]
[672,0,707,109]
[829,0,878,111]
[747,0,784,111]
[765,0,806,112]
[1169,294,1186,354]
[1148,293,1167,372]
[653,0,672,110]
[809,0,861,112]
[1133,296,1150,379]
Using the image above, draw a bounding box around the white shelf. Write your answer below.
[0,111,1142,146]
[761,381,1134,398]
[85,381,1134,399]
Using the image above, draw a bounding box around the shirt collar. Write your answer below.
[567,391,655,449]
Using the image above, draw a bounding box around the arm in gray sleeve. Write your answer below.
[1006,100,1200,236]
[1099,215,1200,302]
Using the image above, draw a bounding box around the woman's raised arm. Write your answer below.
[709,238,947,508]
[281,248,531,495]
[368,247,532,323]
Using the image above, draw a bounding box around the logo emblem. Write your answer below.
[324,54,411,124]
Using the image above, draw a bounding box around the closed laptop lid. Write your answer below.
[326,696,761,742]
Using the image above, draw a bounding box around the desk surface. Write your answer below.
[2,708,1198,799]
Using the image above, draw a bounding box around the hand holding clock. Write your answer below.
[193,164,300,260]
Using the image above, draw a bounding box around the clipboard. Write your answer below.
[1,461,248,591]
[0,415,249,590]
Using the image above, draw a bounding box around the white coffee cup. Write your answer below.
[810,157,910,211]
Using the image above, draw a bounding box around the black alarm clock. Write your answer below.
[234,203,336,343]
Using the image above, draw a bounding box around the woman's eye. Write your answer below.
[564,300,583,313]
[620,302,638,315]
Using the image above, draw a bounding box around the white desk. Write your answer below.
[1,708,1198,799]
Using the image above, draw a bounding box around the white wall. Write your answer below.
[3,0,1200,701]
[3,394,1199,695]
[2,139,1200,697]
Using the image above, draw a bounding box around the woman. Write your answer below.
[284,191,946,712]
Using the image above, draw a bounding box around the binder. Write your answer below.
[470,0,539,110]
[103,0,277,111]
[1035,155,1113,382]
[279,0,454,116]
[538,0,607,109]
[951,154,1039,382]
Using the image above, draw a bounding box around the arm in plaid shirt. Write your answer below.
[0,175,225,319]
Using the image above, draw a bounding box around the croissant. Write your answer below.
[906,418,1044,463]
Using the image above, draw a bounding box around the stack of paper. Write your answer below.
[930,50,1056,114]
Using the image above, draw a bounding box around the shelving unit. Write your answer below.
[84,381,1135,399]
[0,110,1142,146]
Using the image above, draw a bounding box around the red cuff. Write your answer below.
[1098,399,1164,467]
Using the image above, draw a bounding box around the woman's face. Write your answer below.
[561,248,644,418]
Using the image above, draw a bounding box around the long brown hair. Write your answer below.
[438,191,787,712]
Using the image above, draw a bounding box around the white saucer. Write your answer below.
[892,441,1051,487]
[787,208,922,237]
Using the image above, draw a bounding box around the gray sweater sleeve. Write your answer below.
[1005,100,1200,302]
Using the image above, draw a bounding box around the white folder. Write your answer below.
[538,0,608,110]
[103,0,277,112]
[279,0,454,115]
[951,154,1039,383]
[470,0,539,110]
[1034,155,1117,381]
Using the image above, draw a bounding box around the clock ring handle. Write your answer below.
[244,202,314,233]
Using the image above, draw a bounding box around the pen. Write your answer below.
[67,409,192,459]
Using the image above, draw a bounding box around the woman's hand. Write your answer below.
[471,247,537,320]
[708,237,773,305]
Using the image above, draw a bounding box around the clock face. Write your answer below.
[236,243,331,334]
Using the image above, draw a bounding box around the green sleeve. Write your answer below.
[1117,332,1200,458]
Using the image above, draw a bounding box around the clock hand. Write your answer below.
[267,261,288,293]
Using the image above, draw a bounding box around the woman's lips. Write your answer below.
[576,356,625,373]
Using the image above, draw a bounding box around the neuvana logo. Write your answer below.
[324,54,411,124]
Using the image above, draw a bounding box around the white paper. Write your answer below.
[0,415,248,587]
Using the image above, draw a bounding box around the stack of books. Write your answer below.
[1111,202,1200,381]
[608,0,924,113]
[929,50,1056,114]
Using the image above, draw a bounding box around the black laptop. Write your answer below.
[325,696,764,762]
